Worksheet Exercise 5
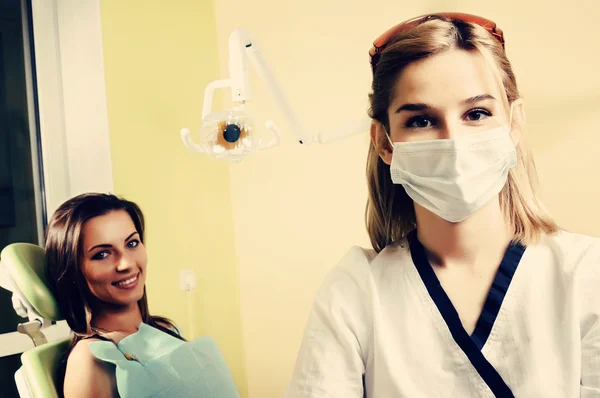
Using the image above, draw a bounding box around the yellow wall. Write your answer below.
[212,0,600,396]
[99,0,248,396]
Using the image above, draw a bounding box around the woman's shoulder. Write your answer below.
[330,243,410,273]
[541,229,600,247]
[312,247,374,303]
[533,231,600,291]
[67,337,116,369]
[63,338,116,397]
[543,232,600,333]
[69,337,105,359]
[322,246,377,285]
[151,319,184,339]
[536,230,600,265]
[317,243,410,303]
[155,321,172,330]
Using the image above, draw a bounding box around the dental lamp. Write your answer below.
[180,29,369,162]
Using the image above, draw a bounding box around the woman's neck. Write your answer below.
[414,199,514,268]
[90,302,143,334]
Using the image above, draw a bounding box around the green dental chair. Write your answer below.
[0,243,71,398]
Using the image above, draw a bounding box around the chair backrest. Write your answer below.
[1,243,69,398]
[0,243,61,321]
[20,337,71,398]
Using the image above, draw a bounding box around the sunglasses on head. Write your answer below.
[369,12,505,73]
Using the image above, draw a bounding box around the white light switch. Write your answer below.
[180,269,197,292]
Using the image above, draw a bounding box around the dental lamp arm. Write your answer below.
[181,28,366,155]
[242,31,312,144]
[202,79,232,120]
[240,29,369,145]
[313,118,371,144]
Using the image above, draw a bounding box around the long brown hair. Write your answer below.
[44,193,184,392]
[366,15,558,252]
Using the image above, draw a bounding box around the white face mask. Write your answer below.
[387,115,517,223]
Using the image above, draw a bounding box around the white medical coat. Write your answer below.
[285,230,600,397]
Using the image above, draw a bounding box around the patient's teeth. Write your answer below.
[116,274,138,286]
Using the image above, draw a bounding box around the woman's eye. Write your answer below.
[465,109,491,122]
[407,116,434,129]
[92,251,109,260]
[127,240,140,248]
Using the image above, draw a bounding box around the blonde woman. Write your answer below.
[286,13,600,397]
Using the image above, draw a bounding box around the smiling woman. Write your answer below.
[44,193,240,398]
[80,211,147,309]
[44,194,184,396]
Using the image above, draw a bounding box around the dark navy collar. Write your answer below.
[407,229,525,397]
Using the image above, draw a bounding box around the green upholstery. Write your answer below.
[1,243,70,397]
[0,243,61,321]
[21,337,70,398]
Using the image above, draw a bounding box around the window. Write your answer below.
[0,1,112,395]
[0,0,44,395]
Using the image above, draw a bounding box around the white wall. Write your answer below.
[31,0,113,217]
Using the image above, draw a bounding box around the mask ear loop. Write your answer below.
[384,125,394,151]
[508,102,515,131]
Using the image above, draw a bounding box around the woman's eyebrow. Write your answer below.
[395,103,431,113]
[462,94,496,104]
[395,94,497,114]
[88,231,138,252]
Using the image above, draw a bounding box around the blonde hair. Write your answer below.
[366,16,558,253]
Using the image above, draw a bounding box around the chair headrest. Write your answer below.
[0,243,62,321]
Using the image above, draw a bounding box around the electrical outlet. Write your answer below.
[179,269,197,292]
